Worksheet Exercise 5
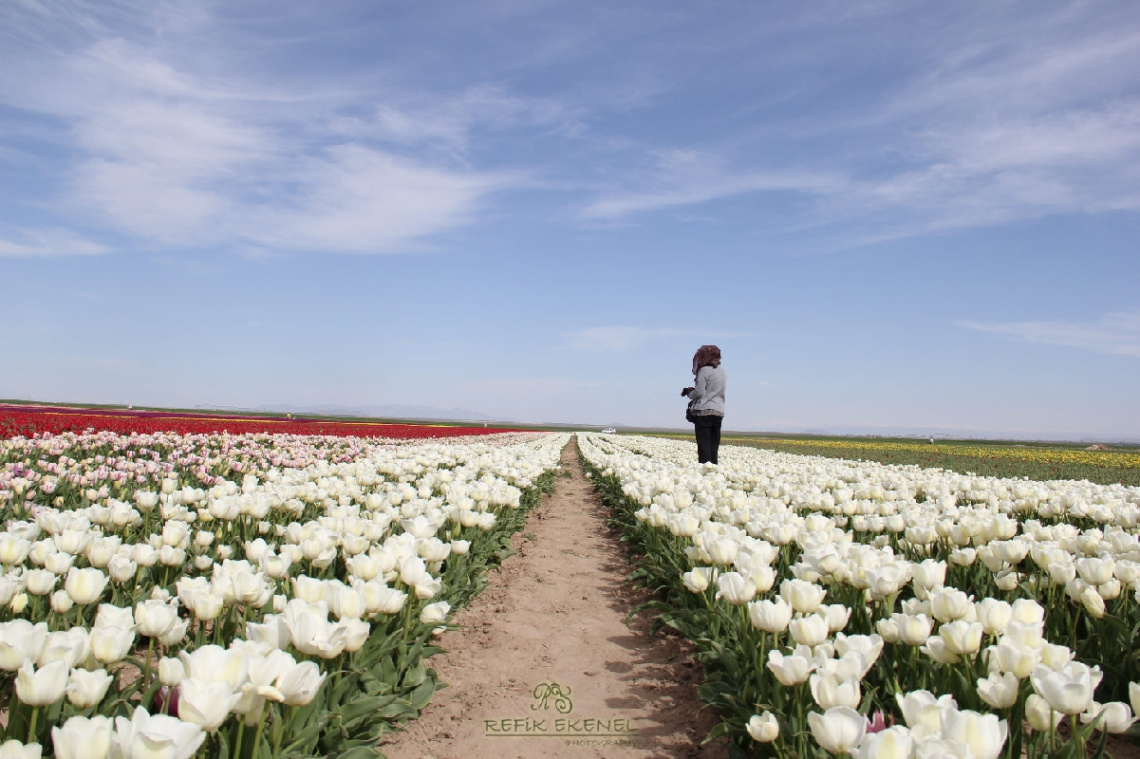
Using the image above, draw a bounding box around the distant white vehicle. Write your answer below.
[601,427,617,434]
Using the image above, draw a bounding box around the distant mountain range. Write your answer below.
[254,404,496,422]
[748,424,1140,445]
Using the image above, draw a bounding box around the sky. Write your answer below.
[1,1,1138,440]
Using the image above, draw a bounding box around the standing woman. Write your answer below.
[682,345,726,465]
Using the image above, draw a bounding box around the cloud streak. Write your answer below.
[0,228,109,258]
[576,6,1140,241]
[581,149,847,220]
[5,1,1140,257]
[0,6,528,255]
[565,326,698,352]
[565,325,752,352]
[956,311,1140,358]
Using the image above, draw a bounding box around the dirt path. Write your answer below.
[379,436,729,759]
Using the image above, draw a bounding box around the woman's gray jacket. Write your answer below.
[689,365,726,416]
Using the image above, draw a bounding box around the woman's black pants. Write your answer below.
[693,414,723,464]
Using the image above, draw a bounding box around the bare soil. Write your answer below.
[379,437,730,759]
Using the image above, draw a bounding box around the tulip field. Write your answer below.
[0,404,518,440]
[730,436,1140,488]
[0,414,568,759]
[580,433,1140,758]
[4,406,1140,759]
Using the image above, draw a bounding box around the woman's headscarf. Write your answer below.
[692,345,721,375]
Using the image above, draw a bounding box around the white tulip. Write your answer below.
[809,671,861,710]
[746,712,779,743]
[1031,662,1101,715]
[420,601,451,625]
[715,572,757,605]
[748,598,792,633]
[767,649,816,686]
[66,667,113,708]
[89,626,135,665]
[15,660,69,706]
[53,715,113,759]
[853,726,914,759]
[977,671,1019,709]
[111,705,205,759]
[134,600,179,639]
[64,567,108,605]
[177,678,241,732]
[789,613,830,647]
[808,706,865,755]
[1082,701,1137,733]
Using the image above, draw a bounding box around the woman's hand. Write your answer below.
[681,387,694,396]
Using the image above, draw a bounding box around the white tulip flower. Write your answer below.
[53,715,112,759]
[420,600,451,625]
[65,667,113,708]
[89,626,135,665]
[781,579,827,614]
[746,712,779,743]
[939,709,1007,759]
[134,599,179,639]
[1026,693,1063,731]
[1031,662,1101,715]
[15,659,69,706]
[64,567,108,606]
[809,671,861,710]
[808,706,865,755]
[50,590,74,614]
[177,678,241,732]
[24,569,57,597]
[274,660,326,706]
[767,649,816,686]
[939,620,984,656]
[977,671,1019,709]
[1082,701,1137,733]
[853,726,914,759]
[790,613,830,647]
[111,705,205,759]
[896,690,957,733]
[748,598,792,633]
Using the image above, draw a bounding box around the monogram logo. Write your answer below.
[530,682,573,714]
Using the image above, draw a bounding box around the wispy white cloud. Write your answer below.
[459,376,589,395]
[0,8,530,255]
[0,228,108,258]
[246,145,513,252]
[581,149,846,219]
[836,101,1140,242]
[889,18,1140,121]
[5,1,1140,254]
[591,100,1140,236]
[330,85,575,156]
[836,15,1140,234]
[565,326,695,351]
[579,8,1140,238]
[956,311,1140,358]
[565,325,752,351]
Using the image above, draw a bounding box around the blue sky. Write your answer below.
[1,1,1138,440]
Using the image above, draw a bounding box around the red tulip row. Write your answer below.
[0,404,516,440]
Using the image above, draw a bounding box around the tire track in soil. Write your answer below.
[379,436,731,759]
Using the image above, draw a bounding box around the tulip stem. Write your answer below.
[272,715,284,759]
[143,637,155,690]
[251,707,268,759]
[26,706,38,745]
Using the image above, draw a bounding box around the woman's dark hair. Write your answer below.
[692,345,721,375]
